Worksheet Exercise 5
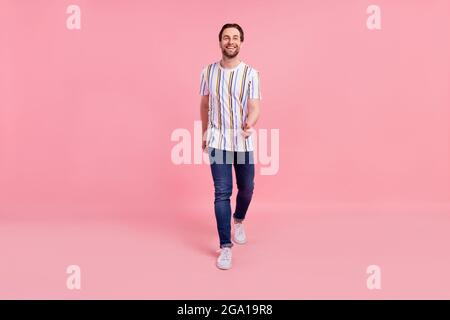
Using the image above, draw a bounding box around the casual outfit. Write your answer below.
[199,60,261,252]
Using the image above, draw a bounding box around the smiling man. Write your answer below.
[199,23,262,270]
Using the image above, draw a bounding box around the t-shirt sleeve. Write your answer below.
[248,69,262,100]
[199,67,209,96]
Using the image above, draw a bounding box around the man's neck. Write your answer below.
[220,57,241,69]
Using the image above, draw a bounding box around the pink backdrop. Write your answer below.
[1,0,449,299]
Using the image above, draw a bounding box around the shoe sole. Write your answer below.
[216,263,232,270]
[233,235,247,244]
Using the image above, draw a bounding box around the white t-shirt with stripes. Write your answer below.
[199,60,261,152]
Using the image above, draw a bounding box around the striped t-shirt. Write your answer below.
[199,60,261,152]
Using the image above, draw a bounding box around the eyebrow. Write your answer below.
[223,35,239,38]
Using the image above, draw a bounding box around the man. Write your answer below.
[199,23,261,270]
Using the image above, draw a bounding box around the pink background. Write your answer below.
[1,0,449,298]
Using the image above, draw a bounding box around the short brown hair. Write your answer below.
[218,23,244,42]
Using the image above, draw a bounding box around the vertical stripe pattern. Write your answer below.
[199,61,261,152]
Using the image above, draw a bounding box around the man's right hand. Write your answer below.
[202,140,208,153]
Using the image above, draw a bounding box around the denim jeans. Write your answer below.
[208,147,255,249]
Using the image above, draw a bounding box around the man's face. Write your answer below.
[220,27,242,59]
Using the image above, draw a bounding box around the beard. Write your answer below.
[222,46,240,58]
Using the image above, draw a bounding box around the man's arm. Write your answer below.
[200,95,209,150]
[242,98,260,138]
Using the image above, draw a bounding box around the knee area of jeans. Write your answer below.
[237,183,254,193]
[214,183,232,194]
[214,190,232,201]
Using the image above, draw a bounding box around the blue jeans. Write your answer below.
[208,147,255,249]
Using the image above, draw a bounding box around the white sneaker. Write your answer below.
[233,222,247,244]
[216,247,232,270]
